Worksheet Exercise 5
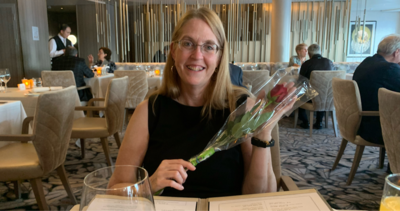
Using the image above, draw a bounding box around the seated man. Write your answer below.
[298,44,334,129]
[353,34,400,145]
[229,63,245,88]
[52,46,95,101]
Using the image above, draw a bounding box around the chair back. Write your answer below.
[310,70,345,111]
[332,78,362,142]
[41,71,76,87]
[242,70,270,94]
[32,86,76,174]
[379,88,400,173]
[270,124,281,190]
[114,70,148,109]
[104,76,129,134]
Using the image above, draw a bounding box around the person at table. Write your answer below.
[109,7,296,198]
[88,47,117,73]
[52,46,94,101]
[229,63,245,87]
[152,45,169,62]
[49,24,72,65]
[353,34,400,145]
[298,44,334,129]
[288,43,308,67]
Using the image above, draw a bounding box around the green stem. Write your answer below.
[189,147,215,167]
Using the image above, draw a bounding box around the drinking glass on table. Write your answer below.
[380,174,400,211]
[0,69,7,92]
[80,165,155,211]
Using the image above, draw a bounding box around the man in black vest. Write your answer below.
[49,24,72,65]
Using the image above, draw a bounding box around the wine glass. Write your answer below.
[380,174,400,211]
[0,69,5,92]
[80,165,155,211]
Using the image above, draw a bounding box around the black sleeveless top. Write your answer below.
[143,95,247,198]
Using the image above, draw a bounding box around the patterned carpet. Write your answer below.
[0,115,387,210]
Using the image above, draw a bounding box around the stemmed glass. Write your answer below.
[80,165,155,211]
[0,69,9,92]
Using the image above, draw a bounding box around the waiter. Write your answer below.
[49,24,72,65]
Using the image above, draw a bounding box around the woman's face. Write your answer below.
[171,18,221,89]
[297,46,308,58]
[98,49,106,61]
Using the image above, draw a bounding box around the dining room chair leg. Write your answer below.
[12,180,21,199]
[80,139,85,159]
[56,165,77,204]
[309,111,314,137]
[30,178,49,211]
[325,111,329,128]
[101,137,113,166]
[332,111,339,137]
[113,132,121,148]
[379,147,386,169]
[332,139,348,170]
[294,109,299,128]
[347,145,365,185]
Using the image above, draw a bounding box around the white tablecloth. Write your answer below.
[84,74,115,99]
[0,88,84,118]
[346,73,353,80]
[0,100,27,148]
[146,76,162,98]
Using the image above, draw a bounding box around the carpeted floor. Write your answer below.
[0,115,387,211]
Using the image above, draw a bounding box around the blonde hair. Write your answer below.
[295,43,308,55]
[152,7,249,118]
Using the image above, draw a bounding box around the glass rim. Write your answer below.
[83,165,149,191]
[385,174,400,190]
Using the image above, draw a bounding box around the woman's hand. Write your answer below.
[88,54,94,64]
[292,63,300,67]
[254,82,297,141]
[149,159,196,194]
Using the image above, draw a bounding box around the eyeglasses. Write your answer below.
[175,40,220,56]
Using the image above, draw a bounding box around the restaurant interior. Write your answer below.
[0,0,400,210]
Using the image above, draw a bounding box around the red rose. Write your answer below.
[269,84,288,102]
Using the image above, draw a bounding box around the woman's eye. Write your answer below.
[182,41,193,47]
[206,45,216,51]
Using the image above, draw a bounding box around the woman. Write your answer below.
[88,47,117,73]
[110,7,296,198]
[289,43,308,67]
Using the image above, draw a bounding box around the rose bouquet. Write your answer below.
[188,68,318,167]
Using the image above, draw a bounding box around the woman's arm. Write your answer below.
[241,87,297,194]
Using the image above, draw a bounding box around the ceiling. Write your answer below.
[46,0,400,12]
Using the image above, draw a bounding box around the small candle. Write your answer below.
[22,79,30,89]
[29,79,34,88]
[96,67,102,75]
[155,69,160,76]
[18,83,26,90]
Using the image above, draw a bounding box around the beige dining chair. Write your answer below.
[114,70,148,126]
[270,124,299,191]
[331,78,385,185]
[72,76,129,166]
[242,70,270,94]
[294,70,345,137]
[0,87,78,210]
[379,88,400,173]
[41,70,91,91]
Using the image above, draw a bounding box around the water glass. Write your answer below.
[380,174,400,211]
[80,165,155,211]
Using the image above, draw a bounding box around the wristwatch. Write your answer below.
[251,137,275,148]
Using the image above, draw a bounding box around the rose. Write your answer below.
[269,84,288,102]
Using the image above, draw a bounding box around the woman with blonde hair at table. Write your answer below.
[110,7,296,198]
[289,43,308,67]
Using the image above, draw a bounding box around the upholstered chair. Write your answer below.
[379,88,400,173]
[0,87,78,210]
[71,76,129,166]
[242,70,270,94]
[294,70,345,136]
[114,70,148,126]
[41,70,91,91]
[270,124,299,191]
[331,78,385,185]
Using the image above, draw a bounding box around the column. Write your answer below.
[270,0,291,62]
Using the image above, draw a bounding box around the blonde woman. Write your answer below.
[289,43,308,67]
[111,7,296,198]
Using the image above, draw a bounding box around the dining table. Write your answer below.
[0,88,84,118]
[0,100,27,148]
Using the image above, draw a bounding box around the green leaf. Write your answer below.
[250,101,261,114]
[231,122,242,136]
[253,111,274,130]
[240,111,251,125]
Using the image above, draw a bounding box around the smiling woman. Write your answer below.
[109,7,296,199]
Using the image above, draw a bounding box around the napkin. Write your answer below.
[50,86,63,91]
[32,87,63,92]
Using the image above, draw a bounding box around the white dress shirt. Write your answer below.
[49,34,67,58]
